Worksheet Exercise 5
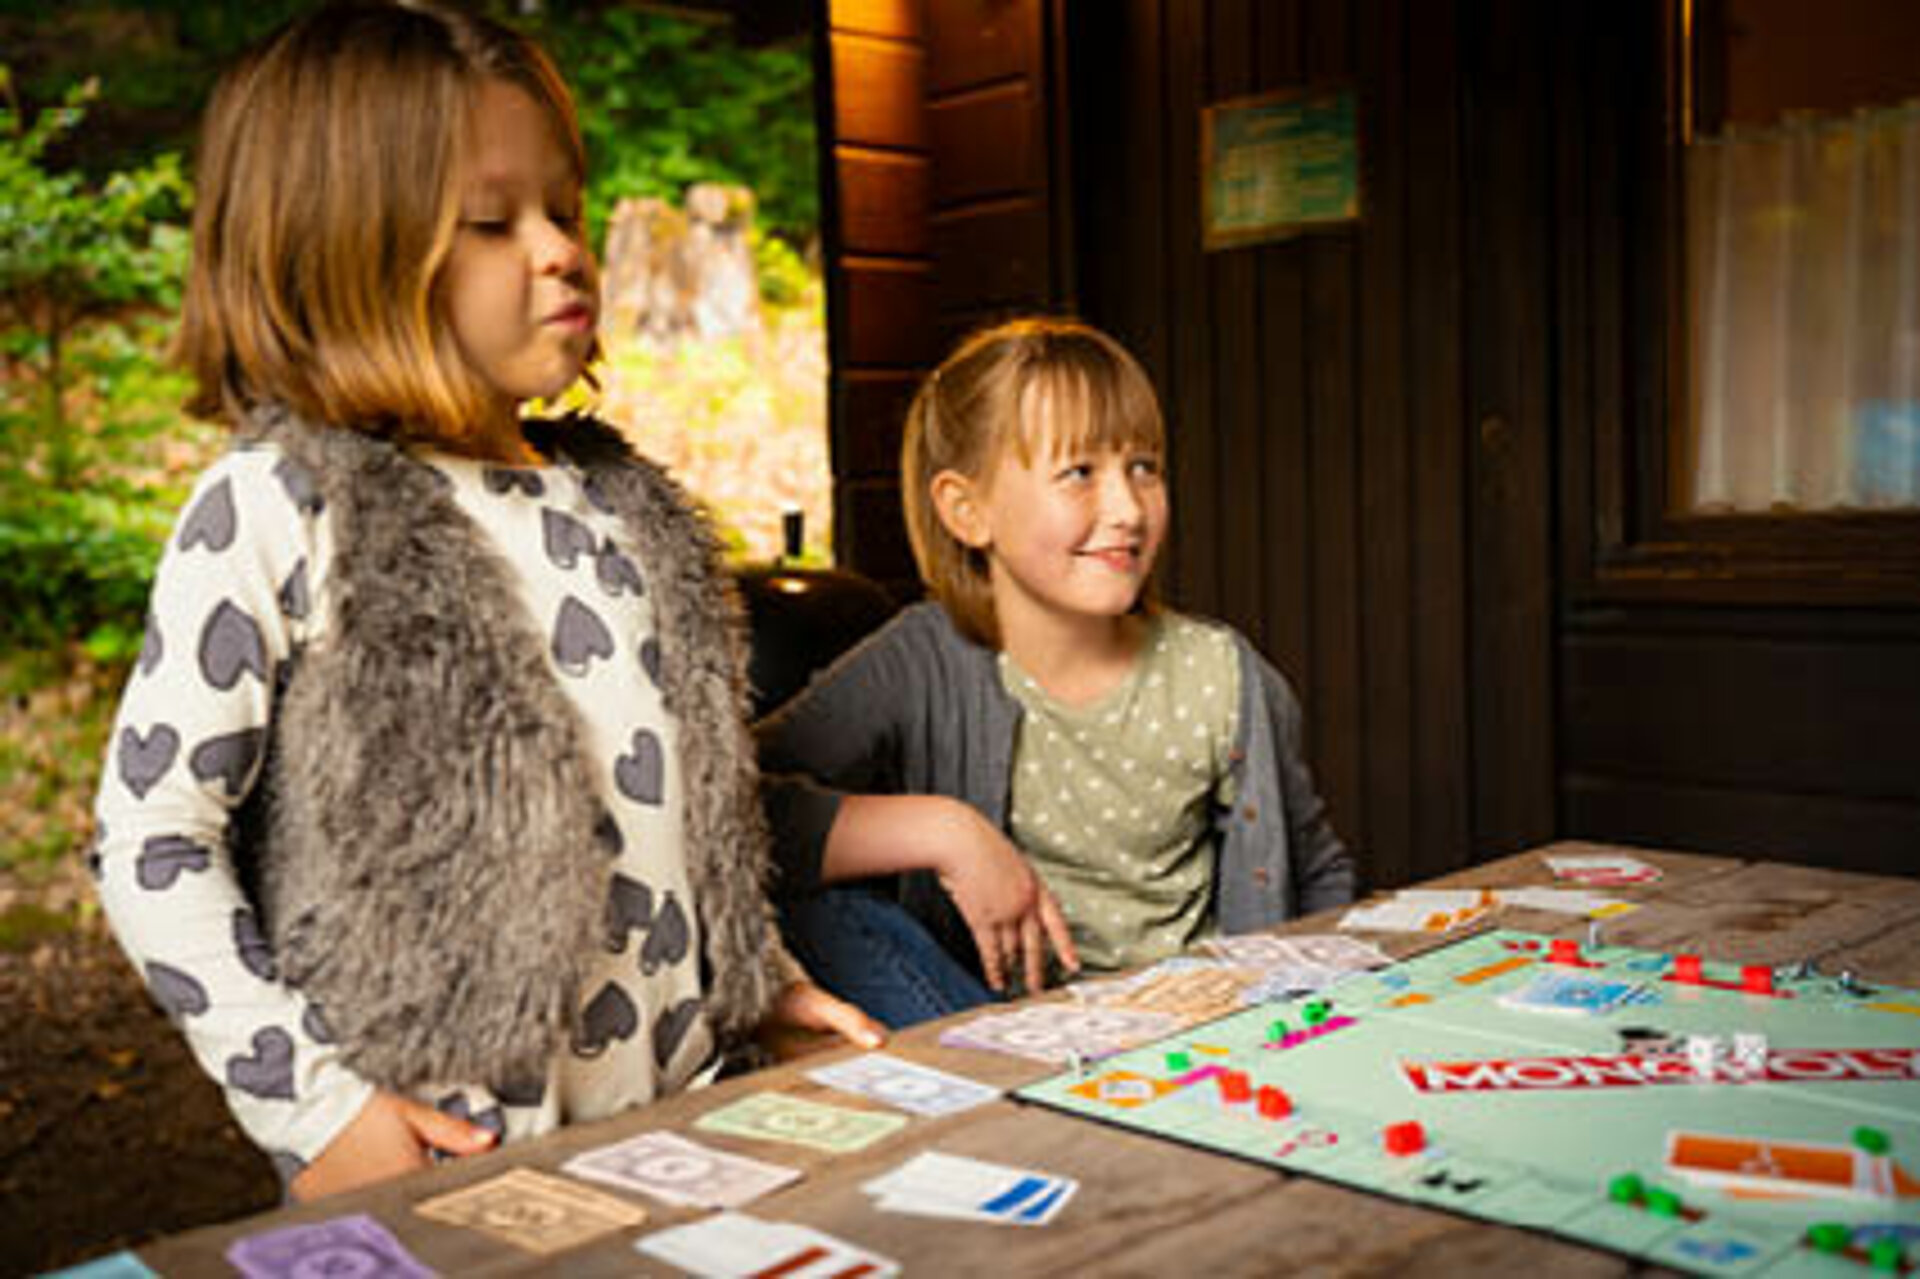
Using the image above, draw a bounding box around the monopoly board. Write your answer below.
[1015,929,1920,1277]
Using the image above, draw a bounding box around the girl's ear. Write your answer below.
[930,469,991,549]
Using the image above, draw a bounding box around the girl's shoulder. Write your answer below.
[180,437,326,525]
[1149,609,1247,657]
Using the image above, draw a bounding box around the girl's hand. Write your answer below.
[290,1089,497,1201]
[931,806,1080,995]
[758,981,886,1060]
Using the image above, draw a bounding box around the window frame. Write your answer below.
[1562,0,1920,608]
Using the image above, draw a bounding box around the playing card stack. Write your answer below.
[636,1211,899,1278]
[562,1130,801,1208]
[938,1002,1181,1064]
[862,1151,1078,1226]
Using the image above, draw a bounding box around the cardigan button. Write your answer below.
[1241,805,1258,822]
[1229,748,1245,764]
[1252,867,1271,884]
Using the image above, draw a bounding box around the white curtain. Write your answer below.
[1686,104,1920,512]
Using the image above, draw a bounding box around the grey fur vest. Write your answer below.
[239,406,778,1094]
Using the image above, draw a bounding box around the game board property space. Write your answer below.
[1014,929,1920,1278]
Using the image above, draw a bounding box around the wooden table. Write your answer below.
[135,841,1920,1277]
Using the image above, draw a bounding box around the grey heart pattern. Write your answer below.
[136,834,211,890]
[272,457,323,515]
[593,810,624,857]
[552,596,614,676]
[302,1004,336,1045]
[118,724,180,800]
[436,1092,507,1141]
[178,478,237,552]
[268,1150,307,1186]
[146,961,210,1020]
[639,891,691,974]
[494,1073,547,1108]
[226,1026,297,1100]
[485,468,545,498]
[603,873,654,952]
[541,508,597,571]
[279,559,309,621]
[594,541,646,597]
[199,600,269,691]
[572,982,638,1058]
[232,906,277,981]
[639,637,663,687]
[191,728,265,798]
[652,997,703,1070]
[137,614,163,676]
[614,728,665,806]
[580,472,617,513]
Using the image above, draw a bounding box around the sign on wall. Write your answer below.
[1202,84,1361,250]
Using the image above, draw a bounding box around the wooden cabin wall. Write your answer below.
[1549,4,1920,878]
[1063,0,1495,890]
[818,0,1920,886]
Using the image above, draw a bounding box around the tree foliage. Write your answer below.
[3,2,822,250]
[519,6,819,247]
[0,66,189,487]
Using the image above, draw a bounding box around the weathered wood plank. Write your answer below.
[835,148,930,258]
[830,0,924,41]
[1595,861,1920,968]
[830,34,928,151]
[927,82,1041,208]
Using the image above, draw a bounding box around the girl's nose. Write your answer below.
[1100,466,1145,527]
[535,218,586,277]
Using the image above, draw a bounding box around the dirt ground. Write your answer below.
[0,863,280,1277]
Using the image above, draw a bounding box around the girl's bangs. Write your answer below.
[1014,358,1163,465]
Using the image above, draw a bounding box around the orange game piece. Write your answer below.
[1217,1070,1253,1103]
[1384,1121,1426,1156]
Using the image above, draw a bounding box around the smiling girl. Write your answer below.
[90,0,877,1202]
[758,317,1358,1027]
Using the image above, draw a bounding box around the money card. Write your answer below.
[805,1051,1001,1117]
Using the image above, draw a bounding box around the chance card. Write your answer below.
[563,1130,800,1208]
[414,1167,646,1255]
[636,1211,900,1278]
[806,1051,1001,1117]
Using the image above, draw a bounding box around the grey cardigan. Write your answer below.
[758,603,1357,943]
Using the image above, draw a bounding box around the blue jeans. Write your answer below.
[778,887,994,1029]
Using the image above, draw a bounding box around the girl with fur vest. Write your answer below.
[90,0,879,1202]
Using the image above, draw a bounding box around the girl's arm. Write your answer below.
[756,611,1077,989]
[91,452,487,1179]
[826,792,1076,992]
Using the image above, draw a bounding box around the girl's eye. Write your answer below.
[462,217,511,237]
[1056,463,1093,483]
[1129,456,1163,479]
[550,210,582,233]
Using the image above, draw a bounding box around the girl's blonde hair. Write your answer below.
[177,1,591,446]
[902,316,1166,647]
